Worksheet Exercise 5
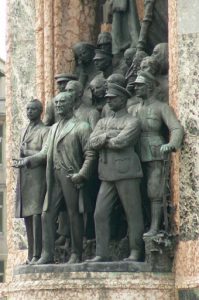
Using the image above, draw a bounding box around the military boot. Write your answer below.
[143,201,162,237]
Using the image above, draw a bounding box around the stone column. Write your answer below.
[169,0,199,297]
[35,0,100,102]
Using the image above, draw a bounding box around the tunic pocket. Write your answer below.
[115,158,130,173]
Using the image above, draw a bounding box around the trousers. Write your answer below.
[94,179,144,257]
[41,168,83,259]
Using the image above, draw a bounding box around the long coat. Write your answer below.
[28,117,96,212]
[15,121,49,218]
[110,0,140,55]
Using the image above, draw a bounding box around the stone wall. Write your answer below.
[169,0,199,292]
[35,0,100,105]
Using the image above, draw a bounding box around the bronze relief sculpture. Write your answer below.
[14,0,184,271]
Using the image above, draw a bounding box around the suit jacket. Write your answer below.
[28,117,96,212]
[131,99,184,162]
[15,121,49,218]
[89,109,143,181]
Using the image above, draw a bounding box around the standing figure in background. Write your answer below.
[151,43,168,75]
[73,42,97,90]
[126,50,148,91]
[105,0,140,55]
[66,80,100,240]
[66,80,100,130]
[137,0,168,53]
[93,49,113,79]
[133,71,184,237]
[89,76,107,117]
[43,73,78,126]
[15,99,49,264]
[97,32,112,54]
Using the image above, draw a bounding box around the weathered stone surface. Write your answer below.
[175,241,199,290]
[4,271,175,300]
[35,0,100,104]
[169,0,199,294]
[177,0,199,35]
[177,33,199,241]
[178,289,199,300]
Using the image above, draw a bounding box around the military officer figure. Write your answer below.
[15,99,49,264]
[133,71,184,237]
[88,83,144,262]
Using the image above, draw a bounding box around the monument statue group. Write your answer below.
[13,0,184,270]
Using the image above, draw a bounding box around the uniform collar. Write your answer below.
[113,108,127,118]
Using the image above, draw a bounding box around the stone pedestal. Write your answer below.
[5,266,175,300]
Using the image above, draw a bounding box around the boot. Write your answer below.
[143,201,162,237]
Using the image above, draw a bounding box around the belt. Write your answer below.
[141,132,163,138]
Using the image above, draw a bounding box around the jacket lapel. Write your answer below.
[22,121,42,144]
[56,117,77,144]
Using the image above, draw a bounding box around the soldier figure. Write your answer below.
[97,32,112,54]
[73,42,97,89]
[133,71,184,236]
[43,73,78,126]
[15,99,49,264]
[89,76,107,116]
[93,49,113,79]
[88,83,144,262]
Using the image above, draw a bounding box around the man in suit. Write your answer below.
[88,83,144,262]
[15,99,49,264]
[133,71,184,236]
[43,73,78,248]
[15,92,96,264]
